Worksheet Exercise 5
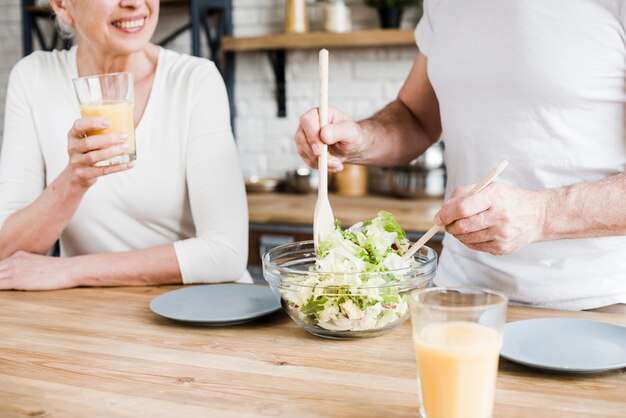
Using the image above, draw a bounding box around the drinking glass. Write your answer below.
[409,287,508,418]
[73,72,136,167]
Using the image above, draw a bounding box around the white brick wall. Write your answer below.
[0,0,420,177]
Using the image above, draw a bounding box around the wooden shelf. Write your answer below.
[223,29,416,52]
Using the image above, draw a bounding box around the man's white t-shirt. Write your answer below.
[0,47,250,284]
[416,0,626,309]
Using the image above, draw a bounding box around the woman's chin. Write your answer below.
[107,25,156,53]
[106,37,154,55]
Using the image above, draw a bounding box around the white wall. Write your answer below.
[0,0,421,178]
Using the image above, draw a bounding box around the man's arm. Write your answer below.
[358,52,442,166]
[295,52,442,170]
[542,172,626,240]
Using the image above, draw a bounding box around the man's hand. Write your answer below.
[435,183,548,255]
[295,106,369,172]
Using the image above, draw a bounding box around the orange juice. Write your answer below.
[80,100,135,165]
[414,322,501,418]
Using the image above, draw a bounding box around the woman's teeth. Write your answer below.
[113,19,145,29]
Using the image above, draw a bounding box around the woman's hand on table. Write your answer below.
[66,117,134,189]
[435,183,548,255]
[0,251,76,290]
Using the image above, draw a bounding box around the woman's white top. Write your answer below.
[0,46,250,284]
[416,0,626,309]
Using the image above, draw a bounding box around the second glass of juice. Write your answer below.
[72,72,135,167]
[409,287,507,418]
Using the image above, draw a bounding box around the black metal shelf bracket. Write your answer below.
[267,50,287,118]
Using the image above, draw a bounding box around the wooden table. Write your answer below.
[1,287,624,417]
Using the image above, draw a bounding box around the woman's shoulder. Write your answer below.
[10,48,75,87]
[13,48,74,74]
[158,48,220,80]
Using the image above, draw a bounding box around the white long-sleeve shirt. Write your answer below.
[416,0,626,310]
[0,46,250,284]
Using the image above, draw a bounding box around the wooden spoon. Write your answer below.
[313,49,335,251]
[400,160,509,262]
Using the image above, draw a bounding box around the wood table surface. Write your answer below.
[1,286,624,417]
[248,193,444,233]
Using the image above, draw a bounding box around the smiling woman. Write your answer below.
[0,0,249,290]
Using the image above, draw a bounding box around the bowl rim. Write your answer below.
[262,240,437,289]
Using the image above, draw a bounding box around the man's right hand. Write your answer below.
[294,106,368,172]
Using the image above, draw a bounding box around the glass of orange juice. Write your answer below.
[72,72,135,167]
[409,287,507,418]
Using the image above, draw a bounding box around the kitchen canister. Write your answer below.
[335,164,368,197]
[285,0,309,33]
[323,0,352,33]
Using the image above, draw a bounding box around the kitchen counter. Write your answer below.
[1,286,624,417]
[248,192,444,233]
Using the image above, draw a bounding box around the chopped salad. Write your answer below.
[282,211,420,332]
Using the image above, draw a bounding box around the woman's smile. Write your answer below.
[111,16,147,33]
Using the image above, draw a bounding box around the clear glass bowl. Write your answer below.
[263,240,437,339]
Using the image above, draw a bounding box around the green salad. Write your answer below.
[282,211,419,332]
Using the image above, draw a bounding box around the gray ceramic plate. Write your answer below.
[150,284,281,325]
[500,318,626,373]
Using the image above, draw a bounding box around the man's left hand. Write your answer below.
[435,183,548,255]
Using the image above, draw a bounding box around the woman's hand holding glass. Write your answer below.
[66,116,134,188]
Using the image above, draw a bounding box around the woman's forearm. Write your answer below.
[70,244,182,287]
[541,172,626,241]
[0,168,86,259]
